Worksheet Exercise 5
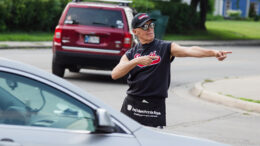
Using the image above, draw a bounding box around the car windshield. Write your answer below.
[65,7,124,29]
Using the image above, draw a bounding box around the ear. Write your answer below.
[133,29,138,35]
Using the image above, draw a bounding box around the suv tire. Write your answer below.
[52,59,65,78]
[69,67,80,73]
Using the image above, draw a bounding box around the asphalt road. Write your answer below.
[0,46,260,146]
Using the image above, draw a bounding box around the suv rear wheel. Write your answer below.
[69,67,80,73]
[52,59,65,77]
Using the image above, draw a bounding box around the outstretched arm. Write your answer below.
[170,43,232,61]
[111,54,158,80]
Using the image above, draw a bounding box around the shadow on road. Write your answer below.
[64,71,127,84]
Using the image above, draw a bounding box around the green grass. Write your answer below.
[0,32,53,41]
[239,97,260,104]
[224,94,260,104]
[164,20,260,40]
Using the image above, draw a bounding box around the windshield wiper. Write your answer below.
[92,22,108,26]
[92,22,116,28]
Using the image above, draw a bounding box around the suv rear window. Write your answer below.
[64,7,124,29]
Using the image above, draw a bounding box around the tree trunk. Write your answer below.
[199,0,207,30]
[190,0,208,31]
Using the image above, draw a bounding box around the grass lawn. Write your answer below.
[164,20,260,40]
[0,32,53,41]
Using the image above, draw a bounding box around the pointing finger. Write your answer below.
[223,51,232,54]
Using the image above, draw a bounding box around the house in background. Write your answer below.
[183,0,260,18]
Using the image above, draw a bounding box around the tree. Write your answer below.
[191,0,208,30]
[131,0,155,13]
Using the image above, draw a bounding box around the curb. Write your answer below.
[0,46,51,49]
[0,41,52,49]
[191,82,260,113]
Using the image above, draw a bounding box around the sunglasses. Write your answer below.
[139,22,155,31]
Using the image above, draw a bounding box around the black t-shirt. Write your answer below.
[125,39,174,99]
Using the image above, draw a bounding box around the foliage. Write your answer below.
[0,0,11,31]
[130,0,155,13]
[154,1,200,34]
[254,15,260,21]
[206,14,224,21]
[0,0,228,34]
[0,0,70,32]
[227,9,242,19]
[207,0,215,15]
[249,3,259,21]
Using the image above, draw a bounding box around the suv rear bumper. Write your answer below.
[54,50,122,70]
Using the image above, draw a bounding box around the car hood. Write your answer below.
[134,127,229,146]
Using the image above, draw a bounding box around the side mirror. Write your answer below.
[95,108,116,133]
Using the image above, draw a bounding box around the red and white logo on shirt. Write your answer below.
[134,51,161,67]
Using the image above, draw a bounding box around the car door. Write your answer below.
[0,69,140,146]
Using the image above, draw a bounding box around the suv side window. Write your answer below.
[0,71,96,132]
[65,7,124,29]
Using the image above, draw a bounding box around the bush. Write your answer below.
[207,0,215,15]
[249,3,257,18]
[154,1,200,34]
[0,0,70,32]
[227,9,242,19]
[206,14,224,21]
[130,0,155,13]
[0,0,12,31]
[254,15,260,21]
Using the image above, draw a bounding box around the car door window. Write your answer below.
[0,71,96,132]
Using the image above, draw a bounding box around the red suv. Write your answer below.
[52,1,135,77]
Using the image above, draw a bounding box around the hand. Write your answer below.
[135,56,159,66]
[215,50,232,61]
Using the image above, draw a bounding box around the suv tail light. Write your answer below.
[123,33,132,49]
[54,28,62,43]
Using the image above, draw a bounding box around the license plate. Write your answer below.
[85,35,100,44]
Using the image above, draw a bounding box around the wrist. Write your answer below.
[132,57,140,65]
[212,50,218,57]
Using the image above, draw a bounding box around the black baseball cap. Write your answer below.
[131,13,156,29]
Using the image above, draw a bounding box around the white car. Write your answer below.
[0,58,228,146]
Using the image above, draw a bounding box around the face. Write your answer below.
[133,21,155,44]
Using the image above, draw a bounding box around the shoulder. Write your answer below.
[125,43,140,59]
[127,43,138,53]
[155,39,172,47]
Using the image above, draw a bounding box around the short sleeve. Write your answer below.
[125,46,137,60]
[125,49,132,60]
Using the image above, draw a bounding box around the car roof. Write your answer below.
[0,57,141,132]
[68,1,130,9]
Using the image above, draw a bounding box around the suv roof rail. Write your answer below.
[72,0,82,2]
[96,0,132,3]
[72,0,132,6]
